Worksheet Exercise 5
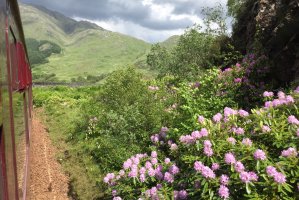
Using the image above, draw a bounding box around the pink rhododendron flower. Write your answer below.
[165,158,171,164]
[264,101,273,108]
[191,130,201,139]
[170,143,178,151]
[151,151,157,158]
[178,190,188,199]
[273,172,286,184]
[201,166,216,179]
[224,107,237,117]
[281,147,298,157]
[266,166,277,177]
[225,152,236,164]
[232,127,245,135]
[198,115,205,124]
[220,174,229,185]
[194,161,204,172]
[240,171,258,183]
[227,137,236,145]
[213,113,223,123]
[169,164,180,175]
[113,197,122,200]
[234,78,242,83]
[238,109,249,117]
[277,91,286,99]
[262,125,271,133]
[218,185,229,199]
[164,172,174,183]
[288,115,299,125]
[212,163,220,171]
[254,149,266,160]
[242,138,252,147]
[200,128,209,137]
[263,91,274,97]
[234,161,245,173]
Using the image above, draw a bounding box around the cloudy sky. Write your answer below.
[20,0,228,43]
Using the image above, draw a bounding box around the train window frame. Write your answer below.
[8,26,19,91]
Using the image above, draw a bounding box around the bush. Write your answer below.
[103,88,299,199]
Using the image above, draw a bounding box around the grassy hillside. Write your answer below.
[159,35,180,49]
[20,4,152,82]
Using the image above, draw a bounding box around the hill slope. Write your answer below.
[20,4,152,82]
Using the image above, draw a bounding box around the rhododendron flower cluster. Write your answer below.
[103,86,299,199]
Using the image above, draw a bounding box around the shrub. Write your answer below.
[103,87,299,200]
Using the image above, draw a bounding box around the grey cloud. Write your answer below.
[20,0,193,30]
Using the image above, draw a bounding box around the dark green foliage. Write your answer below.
[26,38,61,65]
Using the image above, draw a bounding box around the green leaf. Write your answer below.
[246,183,251,194]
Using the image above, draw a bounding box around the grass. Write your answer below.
[33,86,105,199]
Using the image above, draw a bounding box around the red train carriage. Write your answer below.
[0,0,32,199]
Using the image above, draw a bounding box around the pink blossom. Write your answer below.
[148,168,155,177]
[191,130,201,139]
[266,166,277,177]
[238,109,249,117]
[294,86,299,93]
[169,164,180,175]
[139,167,146,175]
[201,166,216,179]
[212,163,220,171]
[264,101,273,108]
[165,158,171,164]
[234,78,242,83]
[286,95,294,104]
[151,151,158,158]
[263,91,274,97]
[288,115,299,125]
[194,161,204,172]
[113,197,122,200]
[198,115,205,124]
[123,159,132,170]
[232,127,245,135]
[151,158,158,165]
[204,146,214,157]
[200,128,209,137]
[204,140,212,148]
[227,137,236,145]
[213,113,223,123]
[242,138,252,147]
[139,174,146,182]
[164,172,174,183]
[178,190,188,199]
[273,172,286,184]
[170,143,178,151]
[224,107,237,117]
[145,161,152,169]
[240,171,258,183]
[220,174,229,185]
[281,147,298,157]
[277,91,286,99]
[225,152,236,164]
[218,185,229,199]
[254,149,267,160]
[234,161,245,173]
[262,125,271,133]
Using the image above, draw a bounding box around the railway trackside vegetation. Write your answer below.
[31,0,299,199]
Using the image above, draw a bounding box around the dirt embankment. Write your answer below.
[29,109,69,200]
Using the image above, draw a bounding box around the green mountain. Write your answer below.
[160,35,180,49]
[20,3,152,82]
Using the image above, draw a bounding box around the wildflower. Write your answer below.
[151,158,158,165]
[220,174,229,185]
[266,166,277,177]
[227,137,236,145]
[164,172,174,183]
[225,152,236,164]
[272,99,281,107]
[288,115,299,125]
[242,138,252,147]
[194,161,204,172]
[204,146,214,157]
[234,78,242,83]
[139,174,146,182]
[264,101,273,108]
[170,143,178,151]
[198,115,205,124]
[165,158,171,164]
[200,128,209,137]
[178,190,188,199]
[232,127,245,135]
[201,166,216,179]
[151,151,158,158]
[112,190,117,196]
[128,166,138,178]
[113,197,122,200]
[123,159,132,170]
[145,161,152,169]
[191,130,201,139]
[277,91,286,99]
[169,165,180,175]
[212,163,220,171]
[294,86,299,93]
[204,140,212,147]
[281,147,298,157]
[224,107,237,117]
[262,125,271,133]
[218,185,229,199]
[213,113,223,123]
[254,149,266,160]
[238,109,249,117]
[148,168,155,177]
[240,171,258,183]
[234,161,245,173]
[160,126,169,133]
[263,91,274,97]
[150,134,159,143]
[286,95,294,104]
[273,172,286,184]
[139,167,146,174]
